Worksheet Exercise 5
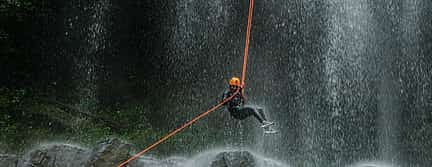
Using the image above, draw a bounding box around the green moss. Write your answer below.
[5,0,33,9]
[0,87,226,156]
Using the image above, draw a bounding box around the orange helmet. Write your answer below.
[229,77,241,87]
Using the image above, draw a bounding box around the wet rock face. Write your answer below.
[17,138,133,167]
[6,140,287,167]
[87,138,132,167]
[0,154,18,167]
[18,144,90,167]
[210,151,257,167]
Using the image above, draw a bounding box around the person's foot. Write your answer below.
[260,121,274,128]
[264,128,278,134]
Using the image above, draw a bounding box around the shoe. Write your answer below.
[260,121,274,128]
[264,129,278,134]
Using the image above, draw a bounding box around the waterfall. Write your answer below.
[64,0,112,112]
[322,0,373,166]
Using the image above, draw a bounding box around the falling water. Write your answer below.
[167,0,253,152]
[375,1,400,164]
[65,0,111,112]
[321,1,373,166]
[59,0,432,166]
[142,0,431,166]
[376,0,423,165]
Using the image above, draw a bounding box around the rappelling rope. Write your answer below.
[117,0,254,166]
[241,0,254,90]
[117,90,239,167]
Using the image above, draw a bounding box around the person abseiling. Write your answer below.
[222,77,275,131]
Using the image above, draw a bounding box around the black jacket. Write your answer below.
[222,89,244,112]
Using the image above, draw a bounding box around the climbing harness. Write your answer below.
[118,0,254,166]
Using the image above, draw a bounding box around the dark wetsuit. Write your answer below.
[222,89,267,124]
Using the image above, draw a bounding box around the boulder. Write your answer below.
[15,138,133,167]
[86,138,132,167]
[210,151,256,167]
[185,150,288,167]
[18,144,90,167]
[0,154,18,167]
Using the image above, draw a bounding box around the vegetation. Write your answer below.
[0,86,226,155]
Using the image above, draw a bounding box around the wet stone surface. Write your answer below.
[0,154,18,167]
[5,139,287,167]
[211,151,256,167]
[18,144,90,167]
[87,138,132,167]
[16,138,133,167]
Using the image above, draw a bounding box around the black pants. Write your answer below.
[229,106,267,124]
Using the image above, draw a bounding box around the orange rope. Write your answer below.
[241,0,254,90]
[118,0,255,166]
[117,90,239,167]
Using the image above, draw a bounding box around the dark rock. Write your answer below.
[0,154,18,167]
[11,139,286,167]
[211,151,256,167]
[18,144,91,167]
[86,138,132,167]
[15,138,132,167]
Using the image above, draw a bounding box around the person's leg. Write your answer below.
[253,107,274,128]
[256,107,267,121]
[239,106,265,124]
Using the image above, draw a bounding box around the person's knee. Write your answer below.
[256,108,265,114]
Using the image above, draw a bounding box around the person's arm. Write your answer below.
[240,88,247,104]
[221,91,229,105]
